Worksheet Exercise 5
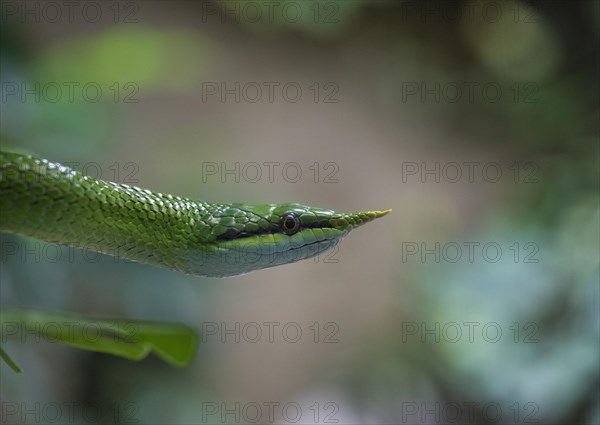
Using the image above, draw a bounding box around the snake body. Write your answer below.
[0,150,389,277]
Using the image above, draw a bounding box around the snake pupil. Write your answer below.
[280,212,300,235]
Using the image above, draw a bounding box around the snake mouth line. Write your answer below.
[216,231,342,253]
[283,235,340,253]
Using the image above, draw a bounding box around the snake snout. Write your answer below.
[331,209,392,231]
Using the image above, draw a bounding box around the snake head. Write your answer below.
[197,203,391,277]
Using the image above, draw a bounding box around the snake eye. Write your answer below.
[279,212,300,235]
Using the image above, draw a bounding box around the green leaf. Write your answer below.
[0,346,22,373]
[0,309,198,372]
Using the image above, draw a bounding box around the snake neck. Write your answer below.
[0,151,216,272]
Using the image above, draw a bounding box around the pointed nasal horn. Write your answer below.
[338,209,392,229]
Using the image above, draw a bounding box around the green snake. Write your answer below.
[0,150,390,277]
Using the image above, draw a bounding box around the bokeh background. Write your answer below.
[1,0,598,424]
